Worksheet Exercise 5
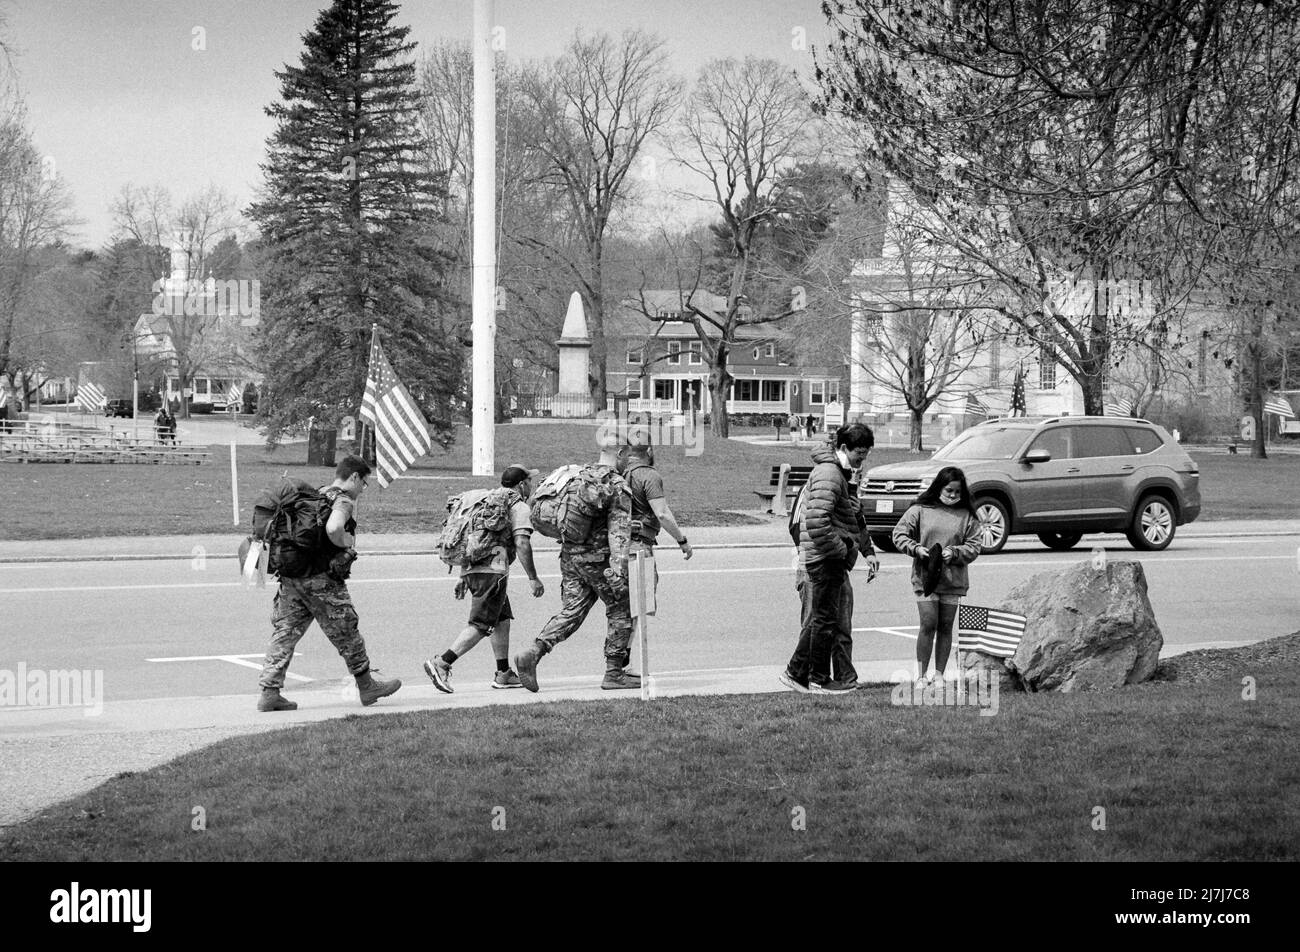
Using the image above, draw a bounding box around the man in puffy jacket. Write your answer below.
[781,423,877,694]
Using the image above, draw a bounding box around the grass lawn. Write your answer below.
[1,421,1297,539]
[3,636,1297,861]
[0,422,924,540]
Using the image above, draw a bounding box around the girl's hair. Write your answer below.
[916,466,977,518]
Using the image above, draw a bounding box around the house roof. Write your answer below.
[608,292,793,341]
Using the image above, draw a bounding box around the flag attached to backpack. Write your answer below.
[249,480,339,579]
[437,488,520,569]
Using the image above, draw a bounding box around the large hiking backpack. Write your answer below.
[529,464,621,544]
[250,480,339,579]
[437,487,519,569]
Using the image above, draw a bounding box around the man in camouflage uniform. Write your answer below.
[257,455,402,712]
[513,458,638,692]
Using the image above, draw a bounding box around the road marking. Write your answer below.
[2,553,1296,594]
[145,652,313,683]
[854,626,920,641]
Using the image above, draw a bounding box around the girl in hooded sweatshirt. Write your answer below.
[892,466,984,684]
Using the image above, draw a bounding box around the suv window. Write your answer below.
[1075,425,1135,458]
[1027,427,1074,460]
[935,426,1032,460]
[1123,427,1164,455]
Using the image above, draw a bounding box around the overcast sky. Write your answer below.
[7,0,833,249]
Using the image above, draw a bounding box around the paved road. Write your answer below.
[4,529,1297,705]
[2,523,1297,827]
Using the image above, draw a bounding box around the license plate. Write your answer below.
[875,499,894,514]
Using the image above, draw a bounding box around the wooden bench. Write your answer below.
[754,463,814,516]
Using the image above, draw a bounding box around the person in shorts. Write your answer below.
[424,464,545,692]
[891,466,983,684]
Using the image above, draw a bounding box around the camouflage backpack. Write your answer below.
[529,464,624,545]
[437,487,519,569]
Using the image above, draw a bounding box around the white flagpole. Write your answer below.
[471,0,497,476]
[632,548,651,701]
[230,442,239,526]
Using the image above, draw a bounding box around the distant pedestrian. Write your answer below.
[788,413,799,441]
[891,466,983,685]
[805,413,816,440]
[780,422,876,694]
[256,455,402,712]
[424,464,545,693]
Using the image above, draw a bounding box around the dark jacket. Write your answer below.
[799,447,864,567]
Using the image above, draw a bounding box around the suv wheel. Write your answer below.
[1038,531,1082,551]
[870,532,897,554]
[1127,494,1176,551]
[973,497,1010,554]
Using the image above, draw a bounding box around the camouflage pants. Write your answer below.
[535,550,633,664]
[259,574,371,690]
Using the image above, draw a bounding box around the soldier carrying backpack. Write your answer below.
[513,443,638,693]
[423,464,545,694]
[251,455,401,712]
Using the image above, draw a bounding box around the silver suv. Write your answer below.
[860,416,1201,554]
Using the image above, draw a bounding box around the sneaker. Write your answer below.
[513,644,541,693]
[257,689,297,712]
[778,671,810,693]
[424,658,454,694]
[357,672,402,706]
[808,679,855,695]
[491,669,523,689]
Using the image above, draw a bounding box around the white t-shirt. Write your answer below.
[461,499,532,577]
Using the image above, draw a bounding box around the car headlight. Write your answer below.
[919,476,934,492]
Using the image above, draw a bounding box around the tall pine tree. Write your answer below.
[248,0,461,446]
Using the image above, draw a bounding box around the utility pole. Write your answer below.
[471,0,497,475]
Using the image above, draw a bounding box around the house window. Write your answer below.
[626,378,644,399]
[627,347,642,365]
[764,343,775,358]
[864,313,882,337]
[826,380,839,403]
[810,381,824,405]
[654,379,676,400]
[657,309,681,320]
[1039,345,1057,389]
[753,347,761,360]
[688,341,702,365]
[733,380,759,402]
[761,380,786,403]
[667,341,681,365]
[988,337,1001,387]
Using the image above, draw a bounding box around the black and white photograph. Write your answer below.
[0,0,1295,919]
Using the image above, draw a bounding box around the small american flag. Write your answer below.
[1104,396,1134,417]
[359,333,433,488]
[76,382,107,411]
[1264,393,1296,419]
[957,604,1027,658]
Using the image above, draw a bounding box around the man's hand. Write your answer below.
[528,577,545,597]
[865,555,880,582]
[453,579,467,600]
[941,547,954,563]
[678,538,694,560]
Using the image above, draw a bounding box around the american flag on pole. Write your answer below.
[76,382,107,411]
[957,604,1027,658]
[1264,393,1296,418]
[359,332,433,487]
[1104,396,1134,417]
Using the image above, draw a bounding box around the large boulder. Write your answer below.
[998,559,1163,692]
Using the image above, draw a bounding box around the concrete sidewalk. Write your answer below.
[1,518,1297,563]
